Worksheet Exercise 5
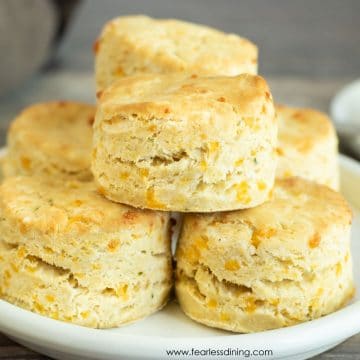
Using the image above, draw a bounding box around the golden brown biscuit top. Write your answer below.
[8,101,95,168]
[97,15,257,72]
[277,104,337,154]
[98,73,273,121]
[187,177,352,253]
[0,176,166,235]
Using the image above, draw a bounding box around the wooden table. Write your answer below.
[0,332,359,359]
[0,72,359,358]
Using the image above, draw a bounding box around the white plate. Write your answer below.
[330,78,360,136]
[0,154,360,360]
[330,79,360,159]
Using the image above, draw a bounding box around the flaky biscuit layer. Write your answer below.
[175,178,354,332]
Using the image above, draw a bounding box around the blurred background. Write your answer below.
[0,0,359,146]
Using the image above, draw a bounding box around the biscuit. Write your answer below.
[276,105,339,190]
[0,176,172,328]
[92,73,277,212]
[175,177,354,332]
[3,101,95,181]
[95,15,258,92]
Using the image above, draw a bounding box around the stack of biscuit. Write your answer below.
[0,15,354,332]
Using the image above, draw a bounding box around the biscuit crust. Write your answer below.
[3,101,95,181]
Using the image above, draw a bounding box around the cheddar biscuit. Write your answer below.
[276,105,339,190]
[92,73,277,212]
[95,15,258,92]
[3,101,95,181]
[175,177,354,332]
[0,176,172,328]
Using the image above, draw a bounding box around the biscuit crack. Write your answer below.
[113,149,190,167]
[198,264,254,295]
[23,254,86,290]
